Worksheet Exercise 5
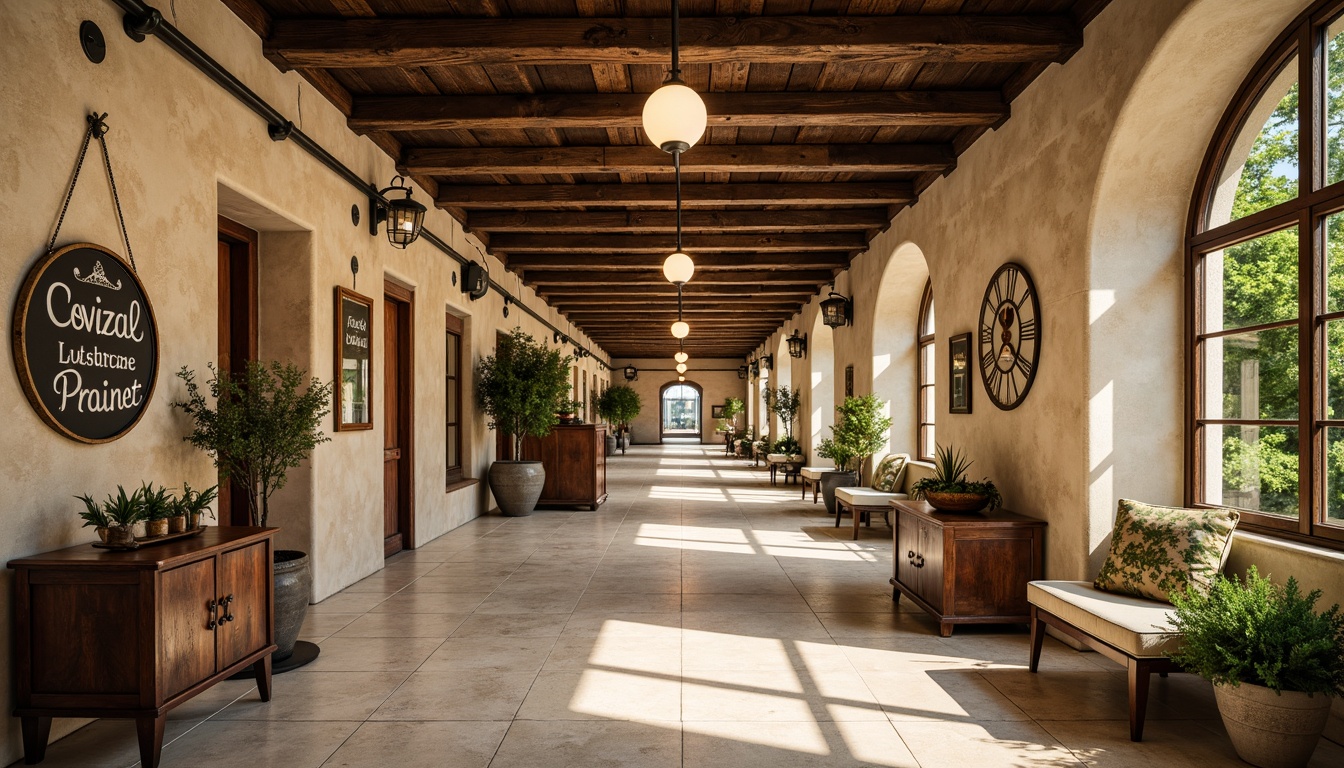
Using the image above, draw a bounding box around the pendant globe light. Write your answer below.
[642,0,706,155]
[674,351,688,363]
[671,319,690,339]
[661,152,695,285]
[676,363,688,374]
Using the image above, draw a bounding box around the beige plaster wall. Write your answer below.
[0,1,610,759]
[611,359,746,445]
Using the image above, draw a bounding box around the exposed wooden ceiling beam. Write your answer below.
[265,15,1081,70]
[468,208,889,234]
[539,284,819,296]
[495,232,863,254]
[438,182,914,209]
[404,144,952,176]
[561,304,802,314]
[507,253,847,270]
[522,269,834,285]
[349,91,1006,133]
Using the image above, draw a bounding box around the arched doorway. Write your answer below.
[660,381,703,441]
[871,242,931,458]
[809,312,836,458]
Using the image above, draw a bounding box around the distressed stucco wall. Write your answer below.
[0,0,610,759]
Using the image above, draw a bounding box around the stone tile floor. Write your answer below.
[18,444,1344,767]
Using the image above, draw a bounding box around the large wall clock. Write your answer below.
[978,262,1040,410]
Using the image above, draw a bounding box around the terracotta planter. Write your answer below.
[273,550,311,662]
[168,515,188,534]
[923,491,991,513]
[488,460,546,516]
[1214,682,1333,768]
[145,519,169,537]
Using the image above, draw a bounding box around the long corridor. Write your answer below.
[24,445,1338,768]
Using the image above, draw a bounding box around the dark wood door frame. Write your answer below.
[384,281,415,555]
[217,216,258,527]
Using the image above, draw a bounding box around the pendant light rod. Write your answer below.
[674,151,683,251]
[670,0,681,82]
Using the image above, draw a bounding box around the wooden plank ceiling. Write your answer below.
[226,0,1110,360]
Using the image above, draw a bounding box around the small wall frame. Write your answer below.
[335,286,374,431]
[949,332,972,414]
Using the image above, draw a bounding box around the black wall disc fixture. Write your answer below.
[80,21,106,64]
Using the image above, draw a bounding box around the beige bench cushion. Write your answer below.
[1028,581,1181,659]
[800,466,834,480]
[835,487,907,507]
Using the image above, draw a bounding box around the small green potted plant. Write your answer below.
[765,386,803,461]
[140,482,176,537]
[177,482,218,530]
[911,444,1002,513]
[597,385,642,454]
[816,394,892,514]
[100,485,145,547]
[75,493,111,543]
[1169,567,1344,768]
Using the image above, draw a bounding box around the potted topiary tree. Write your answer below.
[175,360,332,669]
[477,328,573,516]
[765,385,804,461]
[597,385,642,455]
[816,394,892,514]
[1169,567,1344,768]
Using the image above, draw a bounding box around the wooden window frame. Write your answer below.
[917,280,936,461]
[445,312,464,486]
[1186,0,1344,548]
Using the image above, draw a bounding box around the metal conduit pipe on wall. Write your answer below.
[108,0,612,370]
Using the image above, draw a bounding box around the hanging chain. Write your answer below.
[47,113,138,272]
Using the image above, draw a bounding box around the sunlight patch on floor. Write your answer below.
[647,485,727,501]
[655,468,718,478]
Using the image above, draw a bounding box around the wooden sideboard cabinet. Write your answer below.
[502,424,608,510]
[8,527,277,768]
[889,500,1046,637]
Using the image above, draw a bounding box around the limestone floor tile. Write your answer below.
[682,610,832,641]
[544,634,682,675]
[158,720,360,768]
[835,636,966,670]
[332,611,471,639]
[682,666,886,723]
[814,611,942,639]
[298,636,447,672]
[977,669,1143,722]
[369,669,538,721]
[487,720,681,768]
[860,669,1031,723]
[307,591,389,614]
[516,668,682,721]
[1037,718,1250,766]
[800,592,905,613]
[424,562,523,578]
[298,612,362,641]
[473,589,585,614]
[383,559,459,576]
[572,591,682,614]
[683,574,802,595]
[561,612,682,637]
[167,677,257,720]
[682,721,920,768]
[585,574,683,593]
[419,636,559,673]
[8,714,208,768]
[319,721,510,768]
[894,720,1086,768]
[681,591,813,613]
[400,574,513,592]
[370,591,492,614]
[451,612,572,639]
[215,671,409,721]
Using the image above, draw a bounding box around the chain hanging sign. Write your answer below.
[11,113,159,443]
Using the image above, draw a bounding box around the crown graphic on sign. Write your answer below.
[73,261,123,291]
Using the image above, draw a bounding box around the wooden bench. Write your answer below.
[832,458,935,540]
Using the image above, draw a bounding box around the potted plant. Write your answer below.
[597,385,642,455]
[141,482,175,537]
[765,385,803,460]
[175,360,332,666]
[477,328,573,516]
[911,444,1002,513]
[177,482,218,530]
[1169,567,1344,768]
[99,485,145,547]
[76,493,111,543]
[816,394,892,514]
[557,398,582,425]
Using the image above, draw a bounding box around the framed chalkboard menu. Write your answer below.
[12,243,159,443]
[335,287,373,431]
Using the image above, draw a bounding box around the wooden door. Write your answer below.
[158,560,217,701]
[218,217,257,526]
[216,543,270,670]
[383,283,415,557]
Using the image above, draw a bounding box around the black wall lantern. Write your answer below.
[750,360,760,379]
[369,175,426,249]
[623,365,639,381]
[737,365,748,379]
[786,330,807,358]
[761,354,774,371]
[462,261,488,300]
[820,291,853,328]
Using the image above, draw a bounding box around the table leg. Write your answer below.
[21,716,51,765]
[256,651,273,702]
[136,715,166,768]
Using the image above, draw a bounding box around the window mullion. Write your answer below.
[1300,209,1317,536]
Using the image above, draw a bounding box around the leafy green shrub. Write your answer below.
[1169,566,1344,695]
[597,385,642,432]
[140,482,176,521]
[911,444,1002,510]
[772,436,802,456]
[477,328,573,461]
[764,385,801,438]
[823,395,891,481]
[76,493,110,529]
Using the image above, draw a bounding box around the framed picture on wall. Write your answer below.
[949,332,972,414]
[335,286,374,431]
[711,405,726,418]
[845,365,854,397]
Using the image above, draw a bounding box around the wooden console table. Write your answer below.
[9,527,277,767]
[889,500,1045,637]
[503,424,608,510]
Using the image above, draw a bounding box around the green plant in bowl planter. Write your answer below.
[910,444,1002,512]
[177,482,218,531]
[1169,567,1344,768]
[75,493,111,542]
[100,485,145,546]
[772,435,802,458]
[140,482,176,537]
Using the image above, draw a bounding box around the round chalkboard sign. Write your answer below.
[12,243,159,443]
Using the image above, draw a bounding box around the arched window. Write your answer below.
[917,281,935,461]
[1188,0,1344,545]
[661,382,702,438]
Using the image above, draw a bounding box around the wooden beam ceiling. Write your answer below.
[491,232,864,254]
[521,270,836,285]
[438,183,916,209]
[265,15,1082,70]
[465,209,890,233]
[504,253,848,270]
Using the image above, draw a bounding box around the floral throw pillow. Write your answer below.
[870,454,910,493]
[1094,499,1240,603]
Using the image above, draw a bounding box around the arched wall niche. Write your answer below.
[809,311,836,457]
[1085,0,1310,575]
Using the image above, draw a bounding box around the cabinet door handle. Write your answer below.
[221,594,235,622]
[907,550,915,559]
[206,598,218,630]
[914,555,925,568]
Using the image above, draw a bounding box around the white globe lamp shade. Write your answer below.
[671,321,690,339]
[676,363,688,374]
[674,352,688,363]
[662,251,695,284]
[642,83,707,153]
[678,375,686,382]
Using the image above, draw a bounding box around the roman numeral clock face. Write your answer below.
[978,263,1040,410]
